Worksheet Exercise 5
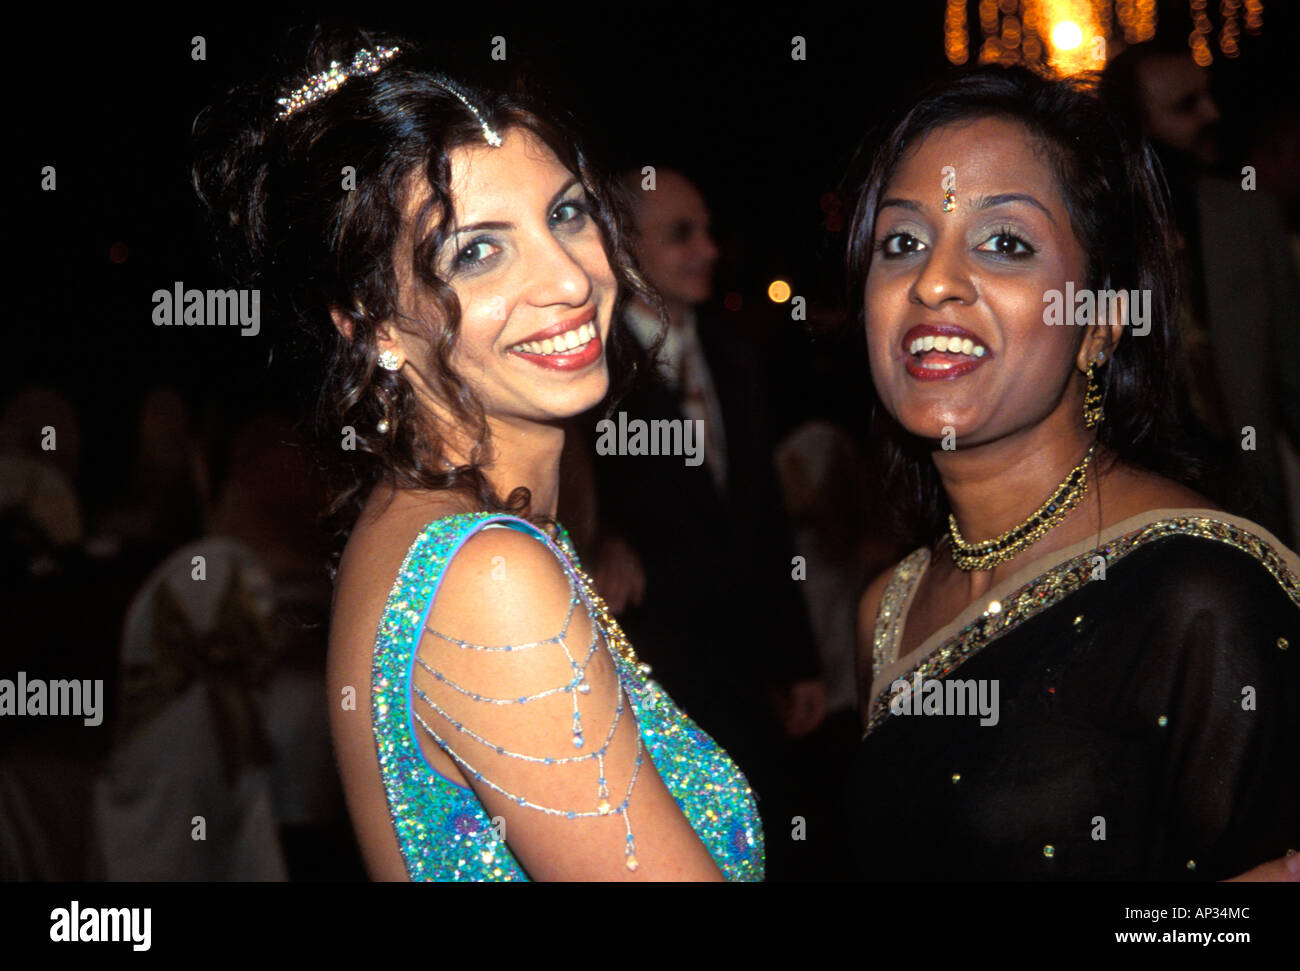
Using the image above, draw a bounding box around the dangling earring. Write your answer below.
[375,349,402,435]
[1083,352,1105,429]
[376,395,394,435]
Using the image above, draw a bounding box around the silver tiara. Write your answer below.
[274,45,503,148]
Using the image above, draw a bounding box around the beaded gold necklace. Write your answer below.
[948,445,1095,571]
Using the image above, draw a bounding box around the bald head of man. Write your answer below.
[621,168,720,323]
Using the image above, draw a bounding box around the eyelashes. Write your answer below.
[550,198,591,227]
[976,225,1036,257]
[455,238,498,267]
[874,232,924,257]
[449,195,594,272]
[872,225,1038,260]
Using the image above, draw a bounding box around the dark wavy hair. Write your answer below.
[192,26,658,555]
[843,65,1203,547]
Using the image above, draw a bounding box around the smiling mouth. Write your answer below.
[907,334,988,359]
[909,332,987,366]
[901,326,992,380]
[508,321,598,357]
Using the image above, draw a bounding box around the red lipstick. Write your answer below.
[512,307,596,346]
[507,307,603,372]
[900,323,992,381]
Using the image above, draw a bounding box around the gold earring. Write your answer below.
[1083,355,1105,429]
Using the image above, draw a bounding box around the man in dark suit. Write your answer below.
[587,168,824,824]
[1104,42,1300,544]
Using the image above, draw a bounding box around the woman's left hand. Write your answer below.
[1222,854,1300,882]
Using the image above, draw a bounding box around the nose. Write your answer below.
[909,236,975,309]
[1198,92,1221,125]
[695,229,720,264]
[525,231,595,308]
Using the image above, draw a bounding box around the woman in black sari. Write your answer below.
[847,67,1298,880]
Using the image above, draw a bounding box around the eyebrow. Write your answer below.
[877,192,1055,223]
[451,177,582,236]
[977,192,1055,223]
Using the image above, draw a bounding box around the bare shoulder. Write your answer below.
[428,524,573,644]
[329,489,470,666]
[1100,461,1220,523]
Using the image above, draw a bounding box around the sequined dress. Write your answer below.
[371,512,765,880]
[852,510,1300,880]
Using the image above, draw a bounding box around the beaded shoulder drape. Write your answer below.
[370,511,764,881]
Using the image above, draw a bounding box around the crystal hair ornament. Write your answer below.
[432,77,504,148]
[273,45,503,149]
[275,46,401,121]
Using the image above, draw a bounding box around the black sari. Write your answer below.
[852,511,1300,880]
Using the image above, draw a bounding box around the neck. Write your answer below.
[446,416,564,520]
[935,418,1098,590]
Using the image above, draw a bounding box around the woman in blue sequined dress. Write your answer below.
[192,27,763,881]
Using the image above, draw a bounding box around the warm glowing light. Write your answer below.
[948,0,1262,75]
[767,280,792,304]
[945,0,970,65]
[1025,1,1107,76]
[1051,20,1083,49]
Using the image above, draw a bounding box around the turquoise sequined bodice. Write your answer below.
[371,512,765,880]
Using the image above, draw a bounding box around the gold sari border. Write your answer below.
[862,513,1300,739]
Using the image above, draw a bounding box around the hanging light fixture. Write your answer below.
[944,0,1264,74]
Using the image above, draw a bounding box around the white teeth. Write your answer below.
[909,334,989,359]
[512,321,597,356]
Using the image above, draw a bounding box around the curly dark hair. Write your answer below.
[192,25,659,555]
[842,64,1205,547]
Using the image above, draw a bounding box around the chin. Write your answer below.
[893,403,977,443]
[551,374,611,419]
[665,281,711,307]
